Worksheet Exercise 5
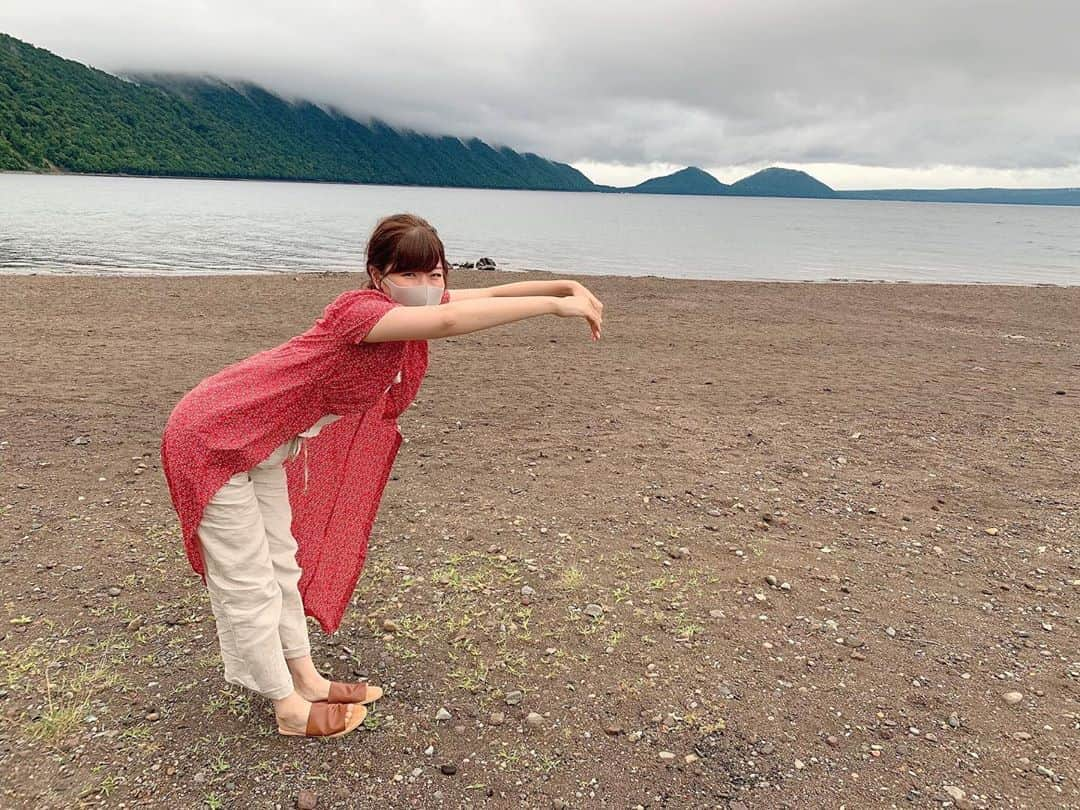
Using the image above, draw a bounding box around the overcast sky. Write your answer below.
[5,1,1080,188]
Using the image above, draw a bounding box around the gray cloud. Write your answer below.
[4,0,1080,180]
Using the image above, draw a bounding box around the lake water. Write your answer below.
[1,173,1078,285]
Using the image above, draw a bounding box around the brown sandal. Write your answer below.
[280,701,368,738]
[327,681,384,705]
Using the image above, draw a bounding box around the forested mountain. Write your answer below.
[0,33,595,190]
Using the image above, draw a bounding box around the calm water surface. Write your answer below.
[1,173,1077,284]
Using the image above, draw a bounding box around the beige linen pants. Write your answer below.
[197,438,309,700]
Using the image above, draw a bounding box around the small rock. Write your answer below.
[380,618,399,634]
[843,636,864,648]
[520,585,536,598]
[107,587,122,597]
[126,618,144,632]
[439,763,457,776]
[504,690,523,706]
[424,745,434,755]
[475,257,497,270]
[825,735,839,747]
[296,790,318,810]
[71,436,91,446]
[684,753,700,764]
[948,713,961,729]
[489,712,505,726]
[708,609,724,619]
[583,603,603,619]
[794,758,806,770]
[984,527,999,536]
[1012,731,1032,741]
[1001,691,1023,706]
[435,707,452,722]
[658,751,676,762]
[604,723,624,736]
[765,575,779,587]
[526,712,544,728]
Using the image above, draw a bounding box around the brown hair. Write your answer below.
[364,213,450,289]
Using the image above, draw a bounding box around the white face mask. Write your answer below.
[381,277,444,306]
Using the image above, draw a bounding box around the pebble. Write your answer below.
[948,713,961,729]
[825,735,839,747]
[440,763,457,776]
[296,790,318,810]
[1012,731,1032,741]
[604,723,624,736]
[435,707,452,722]
[583,604,603,618]
[794,759,806,770]
[658,751,676,761]
[708,609,724,619]
[126,618,144,632]
[666,546,689,559]
[107,587,122,597]
[489,712,505,726]
[525,711,544,728]
[1002,691,1024,706]
[765,575,778,587]
[380,618,399,634]
[984,527,999,536]
[504,690,523,706]
[520,585,536,598]
[424,745,434,755]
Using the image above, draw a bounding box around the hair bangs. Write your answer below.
[392,226,447,274]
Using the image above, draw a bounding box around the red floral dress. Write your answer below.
[160,287,448,633]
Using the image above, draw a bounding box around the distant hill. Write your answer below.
[0,33,595,190]
[729,167,835,198]
[627,166,730,195]
[3,32,1079,205]
[621,165,836,200]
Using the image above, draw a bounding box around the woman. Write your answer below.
[161,213,603,738]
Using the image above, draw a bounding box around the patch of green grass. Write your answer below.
[4,632,129,746]
[447,659,490,693]
[558,567,583,590]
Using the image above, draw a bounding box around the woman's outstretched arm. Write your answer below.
[449,279,585,301]
[363,294,602,343]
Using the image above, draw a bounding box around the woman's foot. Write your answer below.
[287,655,333,702]
[287,655,383,704]
[273,691,365,737]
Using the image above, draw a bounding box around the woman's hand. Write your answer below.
[565,280,603,312]
[556,292,603,341]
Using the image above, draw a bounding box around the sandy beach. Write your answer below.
[1,270,1077,809]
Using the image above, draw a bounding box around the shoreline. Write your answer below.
[0,263,1075,288]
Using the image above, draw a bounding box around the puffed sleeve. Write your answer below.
[320,290,400,343]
